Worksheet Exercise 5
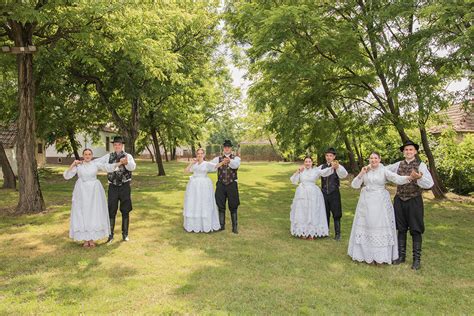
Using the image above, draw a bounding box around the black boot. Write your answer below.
[393,232,407,264]
[122,215,129,241]
[412,241,422,270]
[334,219,341,241]
[218,211,225,231]
[231,212,238,234]
[107,217,115,244]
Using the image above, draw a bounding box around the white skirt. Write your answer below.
[183,176,221,233]
[69,179,110,241]
[347,188,398,264]
[290,183,329,237]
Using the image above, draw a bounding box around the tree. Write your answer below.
[0,1,110,213]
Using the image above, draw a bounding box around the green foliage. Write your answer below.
[433,130,474,195]
[240,144,281,161]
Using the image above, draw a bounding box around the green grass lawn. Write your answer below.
[0,161,473,314]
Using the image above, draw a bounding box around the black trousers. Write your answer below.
[108,182,133,218]
[323,190,342,222]
[394,195,424,236]
[215,181,240,214]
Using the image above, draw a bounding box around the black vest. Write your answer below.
[108,151,132,186]
[218,154,238,185]
[321,163,340,194]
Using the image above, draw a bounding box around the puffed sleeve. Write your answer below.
[319,166,334,177]
[416,162,434,189]
[351,175,364,189]
[290,172,300,185]
[95,153,110,165]
[384,168,411,185]
[94,159,119,173]
[124,154,136,171]
[229,156,241,169]
[385,161,400,173]
[206,161,218,172]
[336,164,348,179]
[210,156,220,164]
[63,166,77,180]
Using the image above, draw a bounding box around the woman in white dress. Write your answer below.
[63,148,121,248]
[183,148,225,233]
[348,152,414,264]
[290,156,334,239]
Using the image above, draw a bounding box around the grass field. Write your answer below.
[0,161,473,314]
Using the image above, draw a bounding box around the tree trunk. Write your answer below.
[419,126,446,199]
[351,135,364,169]
[150,128,166,176]
[13,24,45,213]
[67,128,80,160]
[0,142,16,189]
[157,129,169,162]
[190,140,196,158]
[325,105,358,172]
[145,144,155,163]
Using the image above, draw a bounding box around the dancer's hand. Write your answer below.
[410,170,423,180]
[192,158,197,163]
[72,160,82,166]
[223,157,231,164]
[298,165,305,173]
[331,160,339,170]
[120,157,128,165]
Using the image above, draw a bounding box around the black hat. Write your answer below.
[111,136,125,144]
[399,140,419,152]
[325,147,337,155]
[223,139,233,147]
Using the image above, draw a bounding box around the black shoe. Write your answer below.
[334,219,341,241]
[106,235,114,244]
[122,215,129,240]
[393,232,407,265]
[109,216,116,238]
[411,241,422,270]
[231,212,238,234]
[218,212,225,231]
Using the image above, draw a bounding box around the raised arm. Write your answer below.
[290,171,300,185]
[94,153,110,165]
[123,154,136,171]
[384,168,411,185]
[335,164,348,179]
[185,160,196,173]
[206,160,226,172]
[229,156,241,169]
[94,159,121,173]
[385,161,400,173]
[351,167,367,189]
[416,162,434,189]
[63,160,80,180]
[319,166,334,177]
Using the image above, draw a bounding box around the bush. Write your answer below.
[240,144,282,161]
[433,130,474,195]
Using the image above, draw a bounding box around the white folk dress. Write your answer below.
[348,165,410,264]
[290,167,333,238]
[63,161,116,241]
[183,161,221,233]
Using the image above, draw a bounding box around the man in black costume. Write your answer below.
[319,148,348,240]
[211,140,241,234]
[96,136,136,243]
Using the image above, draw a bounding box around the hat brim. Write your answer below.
[399,144,419,152]
[111,141,125,144]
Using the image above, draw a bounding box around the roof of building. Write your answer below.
[0,122,17,148]
[430,103,474,134]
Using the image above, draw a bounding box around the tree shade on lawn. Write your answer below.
[0,161,472,314]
